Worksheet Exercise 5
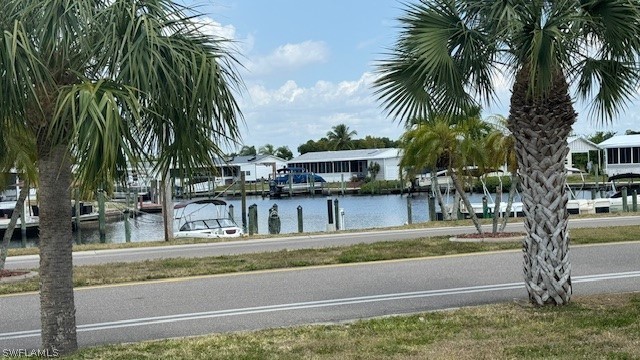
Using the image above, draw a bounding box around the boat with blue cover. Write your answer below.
[269,167,326,198]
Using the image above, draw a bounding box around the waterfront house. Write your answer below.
[287,148,402,182]
[598,134,640,177]
[214,155,288,184]
[566,136,602,173]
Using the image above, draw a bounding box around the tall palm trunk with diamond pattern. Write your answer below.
[508,66,576,305]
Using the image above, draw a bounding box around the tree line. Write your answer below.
[232,123,400,160]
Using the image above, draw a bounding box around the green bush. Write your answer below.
[359,180,403,194]
[471,176,513,193]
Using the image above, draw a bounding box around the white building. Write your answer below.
[287,148,402,182]
[566,136,602,173]
[599,134,640,176]
[215,155,288,183]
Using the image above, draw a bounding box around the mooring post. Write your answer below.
[248,204,258,235]
[482,196,488,219]
[591,188,597,200]
[334,199,340,230]
[297,205,303,233]
[326,197,335,231]
[228,204,234,222]
[268,204,281,234]
[622,187,628,212]
[124,191,131,243]
[633,190,638,212]
[406,197,412,224]
[428,196,436,222]
[241,171,247,233]
[98,189,106,243]
[341,174,345,196]
[288,173,293,197]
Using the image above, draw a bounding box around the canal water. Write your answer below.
[9,190,591,247]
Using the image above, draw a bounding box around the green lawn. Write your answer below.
[64,291,640,359]
[2,225,638,296]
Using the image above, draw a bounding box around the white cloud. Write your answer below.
[237,72,401,154]
[199,17,254,54]
[246,40,329,76]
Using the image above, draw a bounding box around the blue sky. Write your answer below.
[187,0,639,155]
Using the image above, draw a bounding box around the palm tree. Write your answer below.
[326,124,357,150]
[399,113,488,234]
[485,115,519,232]
[275,146,294,160]
[374,0,640,305]
[239,145,257,156]
[0,127,38,271]
[0,0,243,354]
[259,144,276,156]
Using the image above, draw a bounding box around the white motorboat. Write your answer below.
[173,199,243,239]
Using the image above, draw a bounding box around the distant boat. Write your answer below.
[0,201,101,237]
[269,167,326,198]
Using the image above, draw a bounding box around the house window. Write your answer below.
[620,147,632,164]
[633,147,640,163]
[326,162,333,173]
[607,148,619,164]
[335,161,349,172]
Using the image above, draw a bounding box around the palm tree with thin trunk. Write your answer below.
[327,124,357,150]
[374,0,640,305]
[0,0,243,354]
[485,115,519,232]
[399,112,488,234]
[0,127,38,271]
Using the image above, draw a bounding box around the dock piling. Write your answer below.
[406,197,412,225]
[98,189,106,243]
[297,205,303,233]
[334,199,340,230]
[428,196,436,222]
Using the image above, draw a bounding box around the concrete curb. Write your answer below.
[0,270,38,284]
[449,235,524,243]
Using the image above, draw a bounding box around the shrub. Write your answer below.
[471,176,513,193]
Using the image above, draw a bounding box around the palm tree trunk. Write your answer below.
[492,185,501,233]
[38,144,77,353]
[500,175,519,231]
[0,181,30,270]
[431,170,450,220]
[508,67,576,305]
[450,172,483,235]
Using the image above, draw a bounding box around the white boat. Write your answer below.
[459,200,524,218]
[173,199,243,239]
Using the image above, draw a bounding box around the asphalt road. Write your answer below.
[1,241,639,351]
[5,215,640,270]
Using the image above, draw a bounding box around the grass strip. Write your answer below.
[2,225,639,296]
[64,291,640,359]
[7,211,640,257]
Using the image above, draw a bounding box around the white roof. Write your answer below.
[214,154,286,166]
[290,148,401,162]
[567,136,601,152]
[598,135,640,148]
